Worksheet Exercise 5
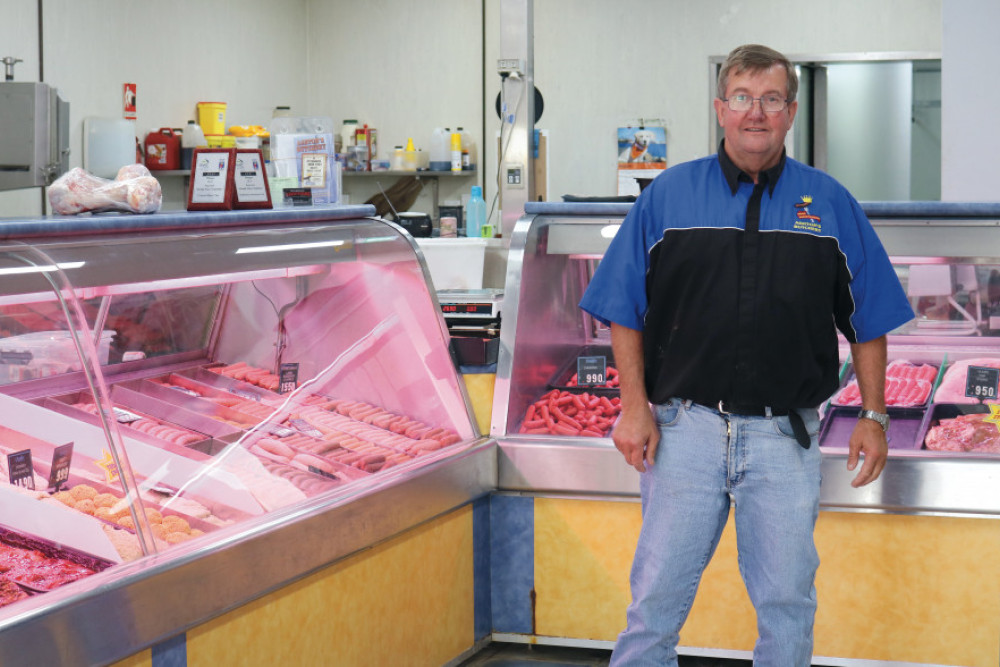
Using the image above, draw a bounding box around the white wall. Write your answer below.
[0,0,309,216]
[306,0,484,216]
[516,0,941,203]
[0,0,944,220]
[941,0,1000,201]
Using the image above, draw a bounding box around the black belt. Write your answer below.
[713,401,811,449]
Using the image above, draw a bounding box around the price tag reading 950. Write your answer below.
[279,362,299,395]
[576,355,607,387]
[965,365,1000,401]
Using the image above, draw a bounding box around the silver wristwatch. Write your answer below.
[858,409,890,432]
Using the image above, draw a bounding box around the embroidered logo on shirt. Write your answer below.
[793,195,822,233]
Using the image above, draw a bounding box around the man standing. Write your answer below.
[579,44,914,665]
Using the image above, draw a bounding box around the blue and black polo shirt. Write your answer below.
[579,145,914,409]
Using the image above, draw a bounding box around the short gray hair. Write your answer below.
[717,44,798,102]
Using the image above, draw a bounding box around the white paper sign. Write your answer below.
[234,152,269,203]
[191,151,232,204]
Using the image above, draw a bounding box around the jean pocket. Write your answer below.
[653,399,683,427]
[773,408,821,439]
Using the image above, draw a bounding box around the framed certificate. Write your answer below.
[233,149,272,209]
[187,148,235,210]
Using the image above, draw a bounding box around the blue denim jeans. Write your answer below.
[610,399,823,667]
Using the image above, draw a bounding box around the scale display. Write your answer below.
[441,303,494,316]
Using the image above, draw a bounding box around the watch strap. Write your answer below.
[858,409,890,432]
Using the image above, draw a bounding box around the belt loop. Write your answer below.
[764,406,773,418]
[683,399,693,410]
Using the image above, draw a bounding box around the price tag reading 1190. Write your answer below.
[576,356,607,387]
[965,365,1000,402]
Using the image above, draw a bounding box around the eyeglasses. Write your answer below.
[722,94,789,113]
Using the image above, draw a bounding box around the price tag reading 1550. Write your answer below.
[576,355,607,387]
[965,365,1000,401]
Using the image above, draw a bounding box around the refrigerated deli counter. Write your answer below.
[490,201,1000,666]
[0,206,495,666]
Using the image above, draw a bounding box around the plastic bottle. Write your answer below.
[466,185,486,238]
[181,120,207,170]
[341,119,358,150]
[458,127,476,171]
[391,146,405,171]
[450,132,463,172]
[403,137,418,171]
[429,127,450,171]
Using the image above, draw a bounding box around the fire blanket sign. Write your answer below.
[123,83,137,120]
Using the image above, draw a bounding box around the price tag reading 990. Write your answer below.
[48,442,73,493]
[576,356,607,387]
[965,365,1000,401]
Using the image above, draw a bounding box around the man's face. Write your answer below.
[714,64,797,173]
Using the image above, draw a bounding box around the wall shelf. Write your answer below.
[342,170,477,178]
[342,170,479,220]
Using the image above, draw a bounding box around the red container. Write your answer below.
[144,128,180,170]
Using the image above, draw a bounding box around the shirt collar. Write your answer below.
[717,140,786,196]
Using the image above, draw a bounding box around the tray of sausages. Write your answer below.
[518,389,622,438]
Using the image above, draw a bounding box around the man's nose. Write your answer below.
[747,98,766,117]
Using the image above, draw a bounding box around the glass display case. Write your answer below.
[494,201,1000,516]
[0,206,494,665]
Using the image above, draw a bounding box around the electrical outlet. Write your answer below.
[497,58,525,75]
[505,163,525,188]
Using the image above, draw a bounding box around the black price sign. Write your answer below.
[576,355,607,387]
[307,466,339,481]
[0,350,32,365]
[7,449,35,490]
[279,363,299,394]
[289,418,324,439]
[111,407,143,424]
[232,388,261,402]
[965,365,1000,401]
[267,424,296,438]
[47,442,73,493]
[282,187,313,206]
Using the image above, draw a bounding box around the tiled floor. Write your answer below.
[457,642,752,666]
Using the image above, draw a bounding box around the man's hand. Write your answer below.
[612,406,660,472]
[846,417,888,487]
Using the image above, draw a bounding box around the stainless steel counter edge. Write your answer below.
[0,439,497,667]
[0,204,378,240]
[498,439,1000,517]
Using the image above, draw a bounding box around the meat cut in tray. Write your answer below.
[0,525,112,606]
[208,362,281,392]
[71,400,205,447]
[0,540,95,597]
[834,359,937,407]
[925,412,1000,453]
[933,358,1000,404]
[49,483,210,546]
[145,363,467,493]
[243,398,462,482]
